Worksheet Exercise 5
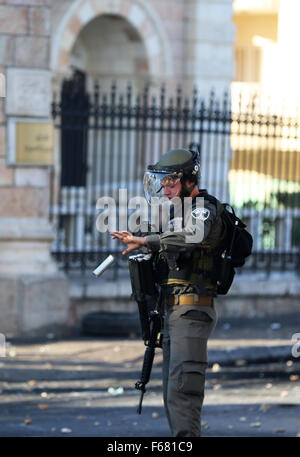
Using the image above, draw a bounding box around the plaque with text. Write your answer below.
[16,121,54,165]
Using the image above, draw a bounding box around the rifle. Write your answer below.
[92,254,162,413]
[128,253,162,414]
[135,306,162,414]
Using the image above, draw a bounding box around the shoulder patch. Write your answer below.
[191,207,210,221]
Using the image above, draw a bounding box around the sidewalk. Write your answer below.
[0,313,299,437]
[6,312,299,364]
[207,313,299,365]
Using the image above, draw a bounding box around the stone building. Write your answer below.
[0,0,299,337]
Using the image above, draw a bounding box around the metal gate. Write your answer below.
[50,78,300,275]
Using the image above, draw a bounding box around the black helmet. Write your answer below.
[148,148,200,179]
[143,148,200,202]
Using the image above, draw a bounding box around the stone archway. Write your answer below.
[69,13,151,93]
[51,0,172,81]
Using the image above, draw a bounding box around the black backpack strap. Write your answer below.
[192,190,218,209]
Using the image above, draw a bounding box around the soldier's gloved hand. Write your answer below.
[110,231,147,255]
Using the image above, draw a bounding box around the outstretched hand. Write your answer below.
[110,231,147,255]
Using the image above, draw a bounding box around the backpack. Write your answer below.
[196,192,253,295]
[215,202,253,294]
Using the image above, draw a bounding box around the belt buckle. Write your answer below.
[185,294,199,305]
[192,294,199,305]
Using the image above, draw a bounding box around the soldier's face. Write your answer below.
[161,177,182,200]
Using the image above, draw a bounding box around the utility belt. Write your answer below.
[167,294,213,307]
[128,253,214,341]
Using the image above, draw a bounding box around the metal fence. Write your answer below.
[50,77,300,276]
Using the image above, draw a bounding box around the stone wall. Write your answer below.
[0,0,242,337]
[0,0,70,338]
[50,0,235,95]
[69,272,300,331]
[0,0,51,217]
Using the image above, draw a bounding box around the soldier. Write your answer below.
[111,148,226,437]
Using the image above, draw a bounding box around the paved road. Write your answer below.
[0,332,299,437]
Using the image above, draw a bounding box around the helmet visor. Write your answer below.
[143,172,181,204]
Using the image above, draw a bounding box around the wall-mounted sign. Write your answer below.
[7,118,54,166]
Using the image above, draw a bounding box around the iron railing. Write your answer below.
[50,80,300,275]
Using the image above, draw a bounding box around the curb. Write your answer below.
[208,345,294,366]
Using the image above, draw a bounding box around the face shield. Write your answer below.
[143,171,181,204]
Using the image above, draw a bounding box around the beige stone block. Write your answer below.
[165,20,184,41]
[0,218,58,275]
[29,6,51,36]
[140,18,154,39]
[60,28,75,52]
[170,41,184,59]
[102,0,121,14]
[77,1,95,27]
[149,0,170,20]
[128,3,146,29]
[15,168,48,188]
[186,21,235,44]
[0,125,5,156]
[0,96,5,124]
[0,36,14,65]
[172,57,184,76]
[215,297,257,319]
[151,0,184,21]
[15,36,49,68]
[6,68,51,117]
[21,275,70,335]
[90,0,104,15]
[209,2,234,23]
[58,49,70,68]
[0,277,19,335]
[118,0,131,17]
[0,311,19,337]
[135,58,149,75]
[145,35,161,57]
[6,0,51,5]
[0,273,70,338]
[169,1,184,21]
[0,5,28,34]
[68,14,82,36]
[0,187,48,217]
[0,157,13,186]
[149,54,163,75]
[214,43,234,64]
[186,1,233,23]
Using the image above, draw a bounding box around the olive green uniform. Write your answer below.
[145,191,225,437]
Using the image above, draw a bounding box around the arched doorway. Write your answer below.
[59,13,150,189]
[70,14,150,93]
[53,12,153,265]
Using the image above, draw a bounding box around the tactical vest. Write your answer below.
[154,191,226,297]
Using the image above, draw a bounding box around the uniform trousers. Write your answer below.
[162,300,217,437]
